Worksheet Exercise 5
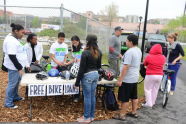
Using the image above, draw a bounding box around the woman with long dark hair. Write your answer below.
[3,23,29,108]
[75,34,102,123]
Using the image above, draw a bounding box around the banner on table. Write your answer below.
[28,84,46,96]
[47,83,63,96]
[63,83,79,95]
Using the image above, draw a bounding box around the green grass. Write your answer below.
[183,48,186,61]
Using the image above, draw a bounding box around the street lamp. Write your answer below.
[141,0,149,62]
[138,16,143,40]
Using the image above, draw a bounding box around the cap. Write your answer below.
[114,26,124,31]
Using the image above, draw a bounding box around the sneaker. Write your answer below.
[169,91,174,95]
[5,105,18,109]
[77,116,91,123]
[73,98,79,103]
[13,97,25,102]
[90,117,94,121]
[141,103,152,108]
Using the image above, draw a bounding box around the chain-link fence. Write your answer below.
[0,5,112,66]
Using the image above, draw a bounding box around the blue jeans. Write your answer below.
[4,69,22,107]
[168,63,180,91]
[81,71,99,119]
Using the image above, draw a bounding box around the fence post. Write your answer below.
[85,18,88,38]
[60,4,64,32]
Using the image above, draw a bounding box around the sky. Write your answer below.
[0,0,185,19]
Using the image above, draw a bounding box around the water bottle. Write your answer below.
[46,64,52,72]
[65,71,70,80]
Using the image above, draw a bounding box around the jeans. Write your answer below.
[81,71,99,119]
[168,63,180,91]
[4,69,22,107]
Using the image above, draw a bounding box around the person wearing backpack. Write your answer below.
[113,34,142,120]
[3,23,30,109]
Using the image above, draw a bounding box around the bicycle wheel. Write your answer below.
[162,93,168,108]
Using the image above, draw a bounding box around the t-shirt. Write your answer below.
[3,34,29,70]
[108,35,121,59]
[120,47,142,83]
[49,42,68,67]
[72,49,83,64]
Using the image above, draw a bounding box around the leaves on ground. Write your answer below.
[0,71,144,122]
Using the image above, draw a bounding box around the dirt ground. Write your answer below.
[0,71,144,123]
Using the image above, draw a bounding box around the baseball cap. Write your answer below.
[114,26,124,31]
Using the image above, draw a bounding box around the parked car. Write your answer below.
[145,34,167,54]
[120,32,133,55]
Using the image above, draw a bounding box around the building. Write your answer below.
[125,15,139,23]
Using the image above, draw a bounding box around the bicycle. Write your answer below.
[160,62,182,108]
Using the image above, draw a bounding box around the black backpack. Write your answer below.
[102,88,119,111]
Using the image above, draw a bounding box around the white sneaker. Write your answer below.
[5,105,18,109]
[77,116,91,123]
[169,91,174,95]
[141,104,152,108]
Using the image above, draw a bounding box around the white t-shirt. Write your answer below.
[49,42,68,67]
[3,34,29,70]
[120,47,142,83]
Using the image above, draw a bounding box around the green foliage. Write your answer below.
[64,23,86,39]
[31,17,41,28]
[38,29,59,37]
[161,16,186,43]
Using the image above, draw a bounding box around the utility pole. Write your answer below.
[183,1,186,27]
[4,0,7,32]
[60,4,64,32]
[141,0,149,62]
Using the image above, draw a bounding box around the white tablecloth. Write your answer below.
[20,73,117,86]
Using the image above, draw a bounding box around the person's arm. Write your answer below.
[109,37,121,57]
[97,51,102,69]
[117,64,129,86]
[37,44,43,62]
[49,44,63,66]
[172,44,185,64]
[8,55,23,71]
[143,56,149,66]
[49,53,64,66]
[117,51,132,86]
[75,52,87,87]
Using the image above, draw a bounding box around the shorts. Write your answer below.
[118,82,138,102]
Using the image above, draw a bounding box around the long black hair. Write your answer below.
[10,23,24,32]
[71,35,82,52]
[85,34,99,58]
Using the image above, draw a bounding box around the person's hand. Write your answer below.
[26,67,31,72]
[56,61,64,66]
[73,85,79,90]
[19,70,24,76]
[172,60,177,65]
[34,60,39,64]
[118,54,122,58]
[117,81,122,87]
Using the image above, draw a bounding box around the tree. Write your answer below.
[32,17,41,28]
[161,16,186,42]
[100,3,119,28]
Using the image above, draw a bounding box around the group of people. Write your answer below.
[2,23,102,123]
[109,27,184,121]
[2,23,185,123]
